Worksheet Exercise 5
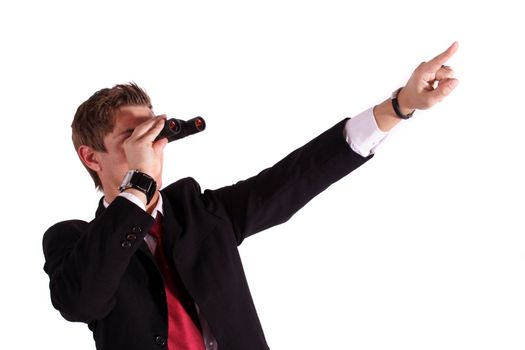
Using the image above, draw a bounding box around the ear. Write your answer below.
[78,145,102,172]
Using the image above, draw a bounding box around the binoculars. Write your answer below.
[155,116,206,143]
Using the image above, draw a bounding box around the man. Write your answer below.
[43,42,459,350]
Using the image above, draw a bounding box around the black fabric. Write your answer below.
[43,118,373,350]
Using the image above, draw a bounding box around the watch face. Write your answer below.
[130,171,153,192]
[119,170,157,204]
[119,170,156,204]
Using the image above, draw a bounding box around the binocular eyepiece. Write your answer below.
[155,116,206,143]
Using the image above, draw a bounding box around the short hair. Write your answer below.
[71,82,152,190]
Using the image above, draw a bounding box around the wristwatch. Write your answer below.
[118,170,157,205]
[391,87,415,120]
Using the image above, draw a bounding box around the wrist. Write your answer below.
[373,98,403,132]
[118,170,157,205]
[396,87,416,116]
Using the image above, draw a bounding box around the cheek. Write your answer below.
[107,142,127,161]
[113,146,128,162]
[100,146,128,172]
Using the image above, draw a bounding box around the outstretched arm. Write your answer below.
[206,42,460,244]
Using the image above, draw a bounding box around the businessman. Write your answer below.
[43,42,459,350]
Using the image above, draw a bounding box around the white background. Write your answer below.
[1,0,524,349]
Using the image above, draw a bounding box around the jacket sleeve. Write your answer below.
[202,118,374,245]
[42,197,155,323]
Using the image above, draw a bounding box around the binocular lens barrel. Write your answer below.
[155,116,206,143]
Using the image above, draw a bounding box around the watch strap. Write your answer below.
[391,87,415,120]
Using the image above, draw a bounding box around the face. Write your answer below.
[96,105,160,201]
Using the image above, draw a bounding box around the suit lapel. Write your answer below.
[159,191,183,259]
[95,197,105,217]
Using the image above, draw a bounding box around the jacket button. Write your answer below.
[121,240,132,249]
[154,335,167,347]
[131,226,142,233]
[126,233,137,241]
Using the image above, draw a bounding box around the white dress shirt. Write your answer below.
[108,107,395,349]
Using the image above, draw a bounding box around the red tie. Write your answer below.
[149,214,205,350]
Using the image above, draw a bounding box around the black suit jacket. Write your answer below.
[43,118,372,349]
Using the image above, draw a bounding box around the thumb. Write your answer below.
[154,137,169,153]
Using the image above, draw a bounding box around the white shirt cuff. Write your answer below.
[118,192,146,211]
[344,107,390,157]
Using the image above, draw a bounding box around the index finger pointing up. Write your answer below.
[427,41,459,71]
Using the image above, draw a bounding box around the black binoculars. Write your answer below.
[155,117,206,143]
